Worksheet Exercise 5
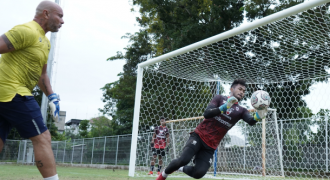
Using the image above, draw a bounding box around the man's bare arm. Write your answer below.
[38,64,54,96]
[166,134,170,145]
[0,34,15,54]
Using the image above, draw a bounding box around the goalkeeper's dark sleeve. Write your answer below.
[203,104,221,119]
[242,109,257,126]
[203,95,223,119]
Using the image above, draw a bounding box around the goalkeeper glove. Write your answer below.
[254,109,268,121]
[48,93,60,122]
[219,96,238,114]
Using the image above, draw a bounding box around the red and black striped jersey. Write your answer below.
[153,126,169,149]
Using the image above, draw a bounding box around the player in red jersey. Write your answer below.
[148,117,170,175]
[156,79,268,180]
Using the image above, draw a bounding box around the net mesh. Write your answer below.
[147,4,330,84]
[169,111,283,178]
[134,2,330,179]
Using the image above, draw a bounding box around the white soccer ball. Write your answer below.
[250,90,271,110]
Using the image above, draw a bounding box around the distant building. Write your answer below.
[65,119,84,134]
[54,111,66,134]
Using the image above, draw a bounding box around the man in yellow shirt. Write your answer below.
[0,1,64,180]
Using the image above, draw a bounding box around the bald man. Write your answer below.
[0,1,64,180]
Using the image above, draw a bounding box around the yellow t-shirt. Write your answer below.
[0,21,50,102]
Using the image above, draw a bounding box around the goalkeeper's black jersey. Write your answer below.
[195,95,257,149]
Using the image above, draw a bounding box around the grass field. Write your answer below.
[0,164,322,180]
[0,164,213,180]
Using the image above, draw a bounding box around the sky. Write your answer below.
[0,0,140,122]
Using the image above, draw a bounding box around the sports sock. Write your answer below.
[158,165,162,172]
[151,165,154,171]
[178,166,184,172]
[162,171,168,178]
[44,174,59,180]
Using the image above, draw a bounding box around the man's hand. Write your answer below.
[254,109,268,121]
[219,96,238,114]
[48,93,60,122]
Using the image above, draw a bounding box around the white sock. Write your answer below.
[162,171,168,178]
[44,174,59,180]
[178,166,184,172]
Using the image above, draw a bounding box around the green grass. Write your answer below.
[0,164,324,180]
[0,164,209,180]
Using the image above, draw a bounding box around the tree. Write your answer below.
[237,1,330,148]
[6,127,22,140]
[48,116,67,141]
[244,0,303,21]
[79,120,90,138]
[224,2,330,167]
[240,0,330,118]
[310,109,330,144]
[100,30,153,135]
[101,0,247,134]
[133,0,245,54]
[64,128,81,140]
[89,116,114,137]
[239,1,330,163]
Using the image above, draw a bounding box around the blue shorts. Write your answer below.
[0,94,48,143]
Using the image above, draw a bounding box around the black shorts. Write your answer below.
[152,148,166,156]
[185,132,215,166]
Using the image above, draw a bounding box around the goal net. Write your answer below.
[130,0,330,179]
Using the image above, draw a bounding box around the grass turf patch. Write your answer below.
[0,164,195,180]
[0,164,323,180]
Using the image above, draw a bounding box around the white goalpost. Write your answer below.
[129,0,330,179]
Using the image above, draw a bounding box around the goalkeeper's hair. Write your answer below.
[231,79,247,88]
[160,117,165,120]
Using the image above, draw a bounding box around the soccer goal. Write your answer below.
[129,0,330,179]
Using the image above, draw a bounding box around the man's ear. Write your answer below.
[43,10,50,19]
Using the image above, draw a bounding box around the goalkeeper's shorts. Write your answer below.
[152,148,166,156]
[0,94,47,143]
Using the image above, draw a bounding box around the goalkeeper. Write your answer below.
[0,1,64,180]
[149,117,170,175]
[156,79,268,180]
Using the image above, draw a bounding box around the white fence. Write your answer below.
[0,134,132,165]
